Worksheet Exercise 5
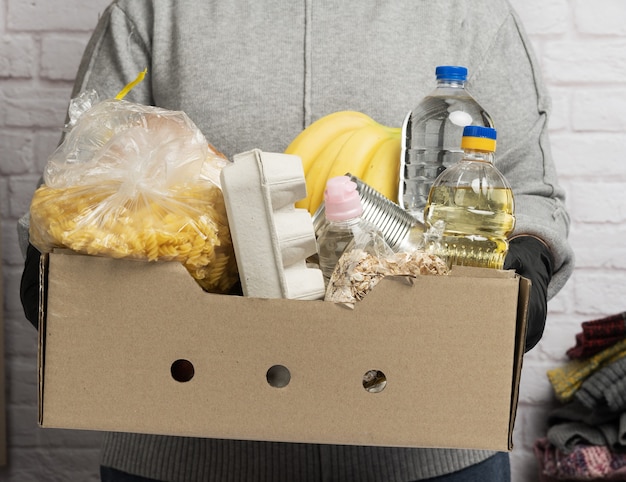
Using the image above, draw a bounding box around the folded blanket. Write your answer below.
[547,339,626,403]
[534,437,626,480]
[567,312,626,359]
[546,415,626,453]
[576,356,626,414]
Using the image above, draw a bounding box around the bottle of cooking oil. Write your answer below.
[423,126,515,269]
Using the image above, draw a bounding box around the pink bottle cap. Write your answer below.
[324,176,363,221]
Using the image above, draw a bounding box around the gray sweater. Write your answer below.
[33,0,574,480]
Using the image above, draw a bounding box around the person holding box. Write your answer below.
[19,0,574,480]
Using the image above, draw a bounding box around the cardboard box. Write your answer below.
[38,250,529,451]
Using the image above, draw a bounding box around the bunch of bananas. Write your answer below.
[285,111,401,214]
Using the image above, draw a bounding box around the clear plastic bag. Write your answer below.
[324,234,449,306]
[29,95,238,293]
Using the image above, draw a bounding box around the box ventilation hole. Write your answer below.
[266,365,291,388]
[171,359,195,382]
[363,369,387,393]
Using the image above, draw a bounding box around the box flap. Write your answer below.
[39,252,525,451]
[449,265,517,279]
[37,252,49,428]
[508,275,531,449]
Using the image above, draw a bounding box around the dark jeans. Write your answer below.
[421,452,510,481]
[101,453,510,482]
[101,467,161,482]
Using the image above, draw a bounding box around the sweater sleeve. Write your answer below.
[70,2,154,105]
[469,8,574,300]
[16,1,155,260]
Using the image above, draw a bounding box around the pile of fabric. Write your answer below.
[535,312,626,481]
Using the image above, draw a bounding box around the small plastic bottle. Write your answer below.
[400,65,494,222]
[316,176,388,283]
[423,126,515,269]
[313,174,426,253]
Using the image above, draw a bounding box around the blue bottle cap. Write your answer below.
[462,126,497,140]
[435,66,468,81]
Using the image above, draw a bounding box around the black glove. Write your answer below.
[503,236,554,352]
[20,243,42,330]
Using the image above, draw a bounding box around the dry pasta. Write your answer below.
[29,180,238,293]
[29,95,239,293]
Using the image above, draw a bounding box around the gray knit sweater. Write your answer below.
[32,0,574,480]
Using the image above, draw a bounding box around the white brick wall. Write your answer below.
[0,1,624,480]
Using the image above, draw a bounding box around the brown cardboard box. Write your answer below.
[38,250,529,451]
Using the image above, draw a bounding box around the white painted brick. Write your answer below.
[568,180,626,223]
[4,266,35,323]
[6,447,101,482]
[547,282,575,315]
[550,132,626,178]
[41,35,90,81]
[0,131,34,174]
[573,0,626,35]
[528,318,581,364]
[543,40,626,84]
[0,178,8,218]
[0,36,37,78]
[6,356,38,406]
[4,315,38,359]
[572,88,626,132]
[513,402,568,481]
[573,271,626,314]
[509,0,570,36]
[2,223,26,267]
[570,223,626,269]
[7,0,112,32]
[546,87,571,132]
[514,403,553,455]
[510,446,541,482]
[9,405,102,449]
[518,363,560,405]
[8,175,41,219]
[0,86,72,128]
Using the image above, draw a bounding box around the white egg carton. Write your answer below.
[220,149,325,300]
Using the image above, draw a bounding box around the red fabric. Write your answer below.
[567,313,626,360]
[534,438,626,481]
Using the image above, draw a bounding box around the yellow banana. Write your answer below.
[295,130,354,212]
[285,111,373,175]
[308,123,390,214]
[361,133,402,202]
[285,110,401,214]
[327,123,390,179]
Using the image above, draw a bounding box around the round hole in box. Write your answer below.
[363,369,387,393]
[171,359,195,382]
[266,365,291,388]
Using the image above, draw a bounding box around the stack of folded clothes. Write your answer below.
[567,312,626,359]
[534,311,626,481]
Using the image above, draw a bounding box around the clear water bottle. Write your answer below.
[423,126,515,269]
[399,65,494,222]
[317,176,389,283]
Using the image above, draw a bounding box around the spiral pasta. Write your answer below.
[29,180,239,293]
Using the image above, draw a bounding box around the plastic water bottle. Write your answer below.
[399,65,494,222]
[423,126,515,269]
[316,176,389,283]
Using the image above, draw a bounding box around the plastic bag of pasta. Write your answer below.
[29,92,239,294]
